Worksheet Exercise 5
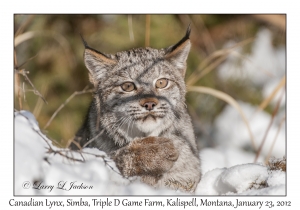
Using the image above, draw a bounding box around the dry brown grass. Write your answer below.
[267,157,286,172]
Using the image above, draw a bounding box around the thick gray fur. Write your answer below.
[71,26,201,192]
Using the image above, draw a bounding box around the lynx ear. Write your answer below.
[80,35,117,86]
[164,25,191,76]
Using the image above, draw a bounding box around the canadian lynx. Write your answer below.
[70,26,201,192]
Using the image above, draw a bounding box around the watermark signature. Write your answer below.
[22,181,93,192]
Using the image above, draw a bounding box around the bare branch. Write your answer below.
[256,76,286,113]
[186,38,254,86]
[47,147,84,162]
[15,15,35,37]
[15,110,124,177]
[22,82,26,102]
[15,68,48,104]
[128,15,134,42]
[44,86,94,130]
[254,88,285,163]
[15,109,52,149]
[78,150,123,176]
[83,130,104,148]
[265,116,286,164]
[17,52,39,69]
[14,50,23,110]
[188,86,256,150]
[145,15,151,47]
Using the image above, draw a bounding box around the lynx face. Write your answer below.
[83,28,191,146]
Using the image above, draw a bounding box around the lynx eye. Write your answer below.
[121,82,135,92]
[155,78,168,89]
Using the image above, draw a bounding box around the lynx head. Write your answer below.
[82,26,191,146]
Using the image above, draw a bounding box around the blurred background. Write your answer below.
[14,15,286,166]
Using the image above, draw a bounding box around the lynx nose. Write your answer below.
[143,102,156,111]
[140,98,158,111]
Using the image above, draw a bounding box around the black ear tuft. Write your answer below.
[185,22,191,39]
[80,33,89,48]
[166,24,191,54]
[164,24,191,76]
[80,34,113,60]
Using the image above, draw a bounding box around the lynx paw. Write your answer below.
[111,137,179,177]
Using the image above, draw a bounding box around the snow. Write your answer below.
[212,101,285,160]
[218,28,285,86]
[200,146,263,175]
[14,111,49,195]
[196,163,285,196]
[14,111,177,195]
[208,28,286,176]
[267,170,286,188]
[14,110,285,195]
